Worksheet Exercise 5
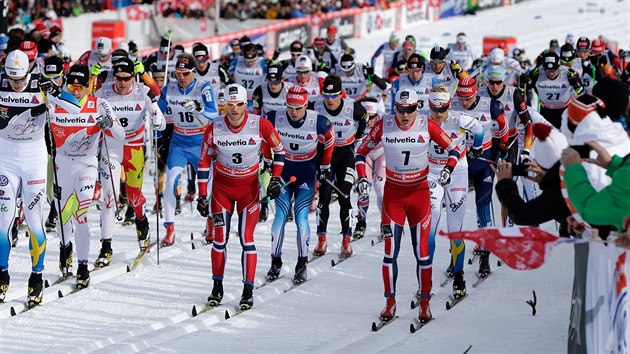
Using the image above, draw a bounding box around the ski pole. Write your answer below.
[153,125,161,266]
[324,178,349,199]
[157,29,172,266]
[261,176,296,202]
[163,29,173,81]
[101,133,123,221]
[474,156,498,165]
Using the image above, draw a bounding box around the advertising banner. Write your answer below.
[360,8,397,37]
[275,23,311,53]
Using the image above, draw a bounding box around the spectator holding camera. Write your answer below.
[493,123,573,235]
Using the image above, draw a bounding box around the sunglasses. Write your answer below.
[67,84,87,91]
[395,104,418,114]
[430,104,450,113]
[43,73,62,80]
[287,104,305,111]
[195,56,209,63]
[487,80,503,86]
[296,70,310,74]
[457,95,476,101]
[225,101,247,108]
[7,75,28,84]
[323,92,341,99]
[175,70,193,77]
[114,75,133,82]
[431,60,445,64]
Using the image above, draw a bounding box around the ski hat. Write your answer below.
[430,46,448,61]
[566,93,606,124]
[402,40,415,49]
[94,37,112,56]
[286,86,308,106]
[327,24,337,35]
[111,48,129,63]
[512,48,523,58]
[175,55,196,71]
[389,31,400,43]
[590,39,604,54]
[322,76,342,94]
[361,99,379,115]
[240,36,251,47]
[113,57,134,75]
[576,36,590,50]
[339,53,355,72]
[159,37,171,54]
[560,43,575,62]
[429,91,451,111]
[542,51,560,70]
[4,50,29,77]
[150,62,166,78]
[456,77,477,98]
[549,39,559,49]
[243,43,257,60]
[313,37,326,47]
[224,84,247,102]
[266,64,284,83]
[407,53,425,70]
[592,77,630,120]
[456,32,467,44]
[290,41,303,54]
[295,55,312,70]
[37,39,53,55]
[49,26,62,39]
[66,64,90,87]
[192,42,209,59]
[19,40,37,60]
[395,89,418,106]
[565,32,576,46]
[488,48,504,64]
[532,123,568,169]
[485,65,506,82]
[43,55,65,76]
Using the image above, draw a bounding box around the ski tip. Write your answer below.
[190,232,194,240]
[126,265,131,273]
[446,301,452,310]
[410,300,416,310]
[467,258,473,265]
[371,322,377,332]
[224,310,230,320]
[191,243,196,250]
[497,260,502,266]
[57,290,64,298]
[371,240,375,246]
[44,279,50,288]
[10,307,17,316]
[331,259,336,267]
[409,323,416,334]
[192,305,198,317]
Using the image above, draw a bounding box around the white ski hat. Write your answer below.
[489,48,505,64]
[295,55,312,70]
[532,123,568,169]
[94,37,112,56]
[225,84,248,103]
[395,89,418,106]
[4,50,29,77]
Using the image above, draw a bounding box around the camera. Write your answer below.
[571,145,593,158]
[511,164,529,177]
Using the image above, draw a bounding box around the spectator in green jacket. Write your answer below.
[560,140,630,231]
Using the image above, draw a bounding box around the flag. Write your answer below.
[126,5,150,21]
[439,227,576,270]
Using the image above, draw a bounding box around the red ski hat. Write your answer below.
[456,77,477,98]
[286,86,308,106]
[590,39,604,54]
[19,40,37,60]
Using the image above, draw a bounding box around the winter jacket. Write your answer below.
[564,154,630,231]
[495,162,571,235]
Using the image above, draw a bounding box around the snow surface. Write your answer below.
[1,0,629,352]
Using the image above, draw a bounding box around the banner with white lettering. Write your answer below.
[275,24,311,53]
[359,8,396,37]
[320,15,356,39]
[401,0,431,29]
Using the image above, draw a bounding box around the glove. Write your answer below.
[598,55,608,66]
[272,50,280,62]
[513,89,531,125]
[96,115,113,130]
[266,177,282,200]
[90,63,102,76]
[518,72,531,90]
[196,196,209,217]
[355,177,369,196]
[318,165,331,182]
[520,149,531,164]
[449,61,461,75]
[438,166,453,186]
[128,40,138,56]
[183,100,202,112]
[468,146,483,158]
[567,69,580,88]
[134,60,145,75]
[472,58,483,69]
[363,64,374,77]
[39,77,61,97]
[151,109,163,128]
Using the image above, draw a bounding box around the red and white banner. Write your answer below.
[439,227,576,270]
[126,5,150,21]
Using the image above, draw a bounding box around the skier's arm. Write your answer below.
[252,86,263,115]
[370,44,384,68]
[460,114,484,152]
[355,120,383,178]
[145,93,166,131]
[97,98,125,142]
[353,102,368,139]
[259,118,285,178]
[199,83,218,122]
[317,115,335,167]
[490,99,509,154]
[428,119,460,169]
[197,123,216,197]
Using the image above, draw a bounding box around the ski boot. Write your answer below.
[162,223,176,247]
[294,258,307,284]
[95,239,113,267]
[380,296,396,321]
[340,234,353,258]
[123,205,135,225]
[353,220,366,240]
[239,283,254,310]
[313,234,327,256]
[446,262,454,278]
[0,269,9,302]
[258,203,268,222]
[207,280,223,306]
[59,242,73,277]
[76,262,90,290]
[175,197,182,215]
[267,256,282,281]
[27,272,43,308]
[45,206,57,232]
[452,272,466,300]
[418,296,432,323]
[11,217,18,247]
[478,250,491,277]
[203,216,214,244]
[135,216,150,250]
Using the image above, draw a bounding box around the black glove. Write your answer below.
[363,64,374,77]
[318,165,331,182]
[261,159,272,174]
[355,177,369,196]
[567,69,581,88]
[598,55,608,66]
[472,58,483,69]
[96,115,113,130]
[518,72,531,90]
[520,149,531,164]
[267,177,282,200]
[272,50,280,62]
[468,146,483,158]
[196,196,209,217]
[39,77,61,97]
[513,89,531,125]
[438,166,453,186]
